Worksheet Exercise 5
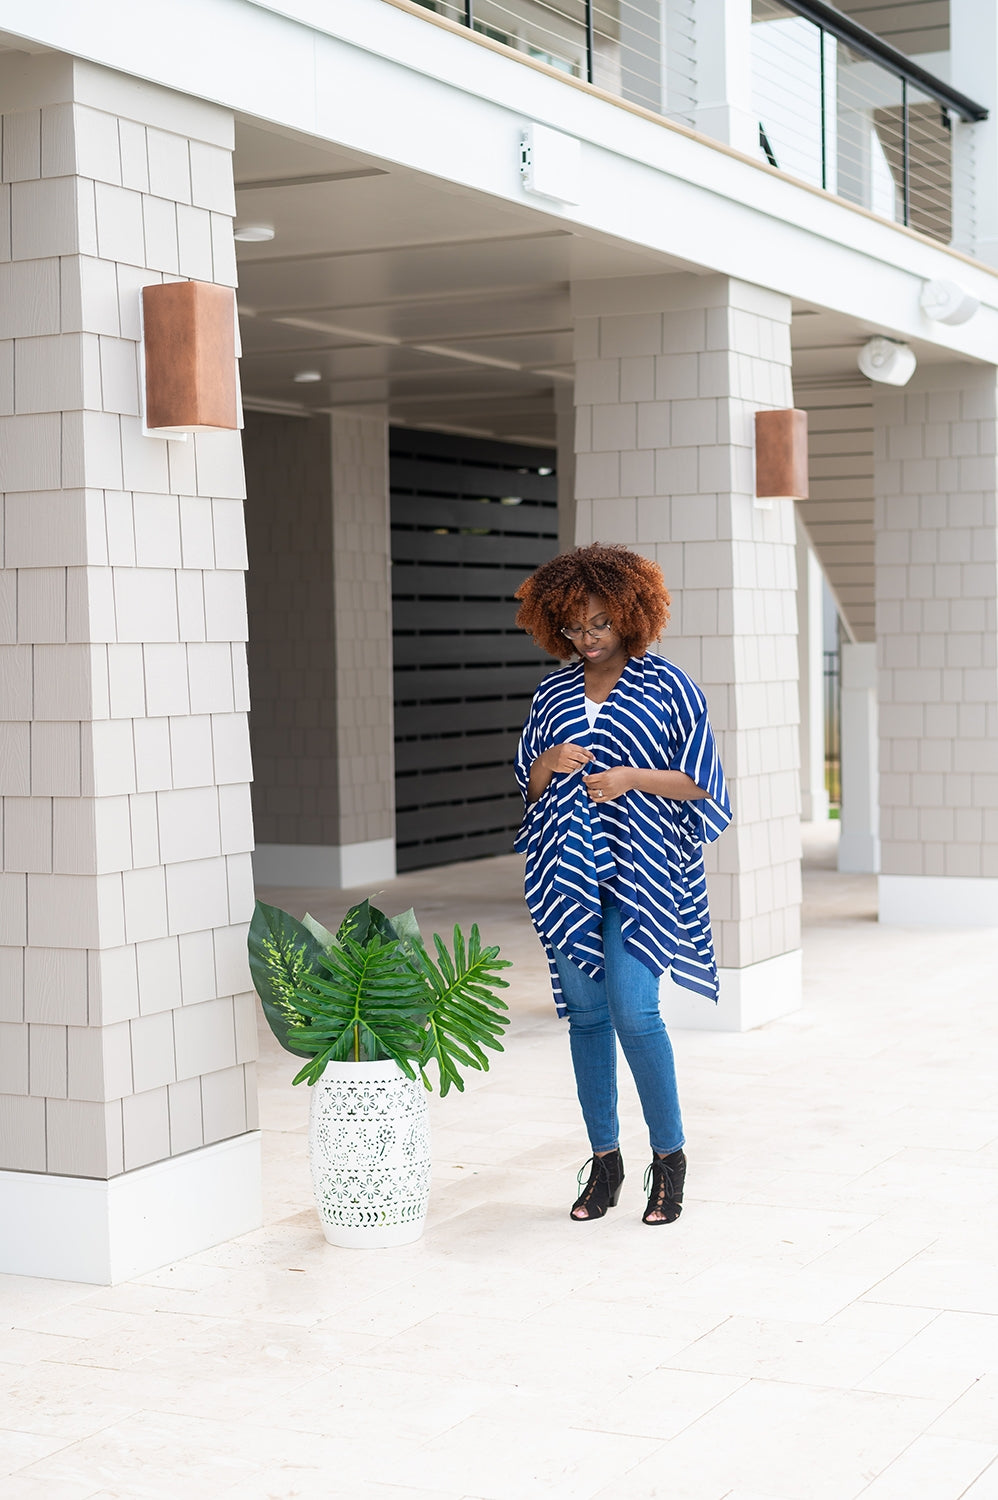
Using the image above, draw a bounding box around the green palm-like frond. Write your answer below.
[289,934,430,1087]
[410,924,511,1097]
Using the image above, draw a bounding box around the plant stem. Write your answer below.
[354,1023,360,1063]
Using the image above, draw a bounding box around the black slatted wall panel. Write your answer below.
[391,429,559,871]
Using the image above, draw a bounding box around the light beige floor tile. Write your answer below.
[930,1375,998,1443]
[858,1311,998,1399]
[662,1310,928,1388]
[1,1475,101,1500]
[0,1277,92,1323]
[15,1410,270,1499]
[260,1363,509,1444]
[578,1366,747,1440]
[802,1220,939,1280]
[383,1414,663,1500]
[350,1309,666,1392]
[591,1380,946,1500]
[527,1288,726,1353]
[863,1257,998,1315]
[961,1461,998,1498]
[664,1259,883,1324]
[0,1327,89,1367]
[855,1434,998,1498]
[0,1428,78,1477]
[6,826,998,1500]
[0,1362,145,1440]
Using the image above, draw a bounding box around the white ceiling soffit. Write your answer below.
[233,120,948,445]
[233,118,680,444]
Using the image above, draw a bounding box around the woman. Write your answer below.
[514,543,730,1225]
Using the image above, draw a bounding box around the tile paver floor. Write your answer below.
[2,822,997,1499]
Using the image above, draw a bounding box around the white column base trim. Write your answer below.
[661,949,802,1032]
[879,875,998,926]
[838,831,881,873]
[253,838,396,888]
[0,1132,262,1285]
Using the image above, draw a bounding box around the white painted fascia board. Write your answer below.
[5,0,998,359]
[245,2,998,316]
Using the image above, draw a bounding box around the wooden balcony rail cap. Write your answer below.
[755,408,809,500]
[142,280,238,432]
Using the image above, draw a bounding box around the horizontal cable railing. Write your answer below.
[413,0,698,125]
[752,0,986,246]
[411,0,987,248]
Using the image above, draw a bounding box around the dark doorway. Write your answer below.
[391,429,559,871]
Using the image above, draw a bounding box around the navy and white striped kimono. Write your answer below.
[514,653,731,1016]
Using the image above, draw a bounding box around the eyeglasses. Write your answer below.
[561,620,614,641]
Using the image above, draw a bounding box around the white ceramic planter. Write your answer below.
[307,1059,431,1248]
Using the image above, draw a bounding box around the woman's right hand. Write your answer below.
[540,742,595,775]
[526,741,594,802]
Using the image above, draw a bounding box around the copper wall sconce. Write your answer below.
[142,281,239,433]
[755,408,809,503]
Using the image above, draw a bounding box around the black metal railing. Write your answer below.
[753,0,987,245]
[412,0,988,247]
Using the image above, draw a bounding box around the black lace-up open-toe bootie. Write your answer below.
[570,1149,624,1220]
[642,1149,686,1225]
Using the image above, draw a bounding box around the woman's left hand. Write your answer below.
[583,767,634,803]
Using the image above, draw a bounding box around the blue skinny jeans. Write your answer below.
[553,896,684,1157]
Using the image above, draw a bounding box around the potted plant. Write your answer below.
[248,896,511,1247]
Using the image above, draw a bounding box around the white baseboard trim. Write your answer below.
[253,838,396,889]
[838,831,880,873]
[0,1132,262,1285]
[661,949,803,1032]
[879,874,998,926]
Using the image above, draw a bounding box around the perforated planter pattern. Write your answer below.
[308,1059,431,1247]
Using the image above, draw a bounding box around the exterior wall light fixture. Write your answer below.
[233,224,276,242]
[919,278,979,325]
[293,370,323,383]
[857,337,917,386]
[755,408,809,507]
[141,281,240,434]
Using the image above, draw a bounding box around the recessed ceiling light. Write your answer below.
[293,370,322,383]
[233,224,276,242]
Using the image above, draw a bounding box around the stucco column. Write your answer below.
[874,366,998,924]
[797,516,830,823]
[0,55,260,1282]
[572,272,802,1030]
[246,409,395,889]
[838,642,880,872]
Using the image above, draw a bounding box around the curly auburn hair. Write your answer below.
[514,543,670,661]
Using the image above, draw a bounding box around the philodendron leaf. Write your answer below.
[302,912,339,950]
[413,923,511,1098]
[389,907,422,952]
[247,901,323,1059]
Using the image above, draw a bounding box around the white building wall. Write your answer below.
[572,272,802,1028]
[0,54,261,1281]
[875,364,998,923]
[796,518,830,823]
[247,410,395,890]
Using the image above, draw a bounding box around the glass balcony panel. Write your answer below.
[752,0,827,189]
